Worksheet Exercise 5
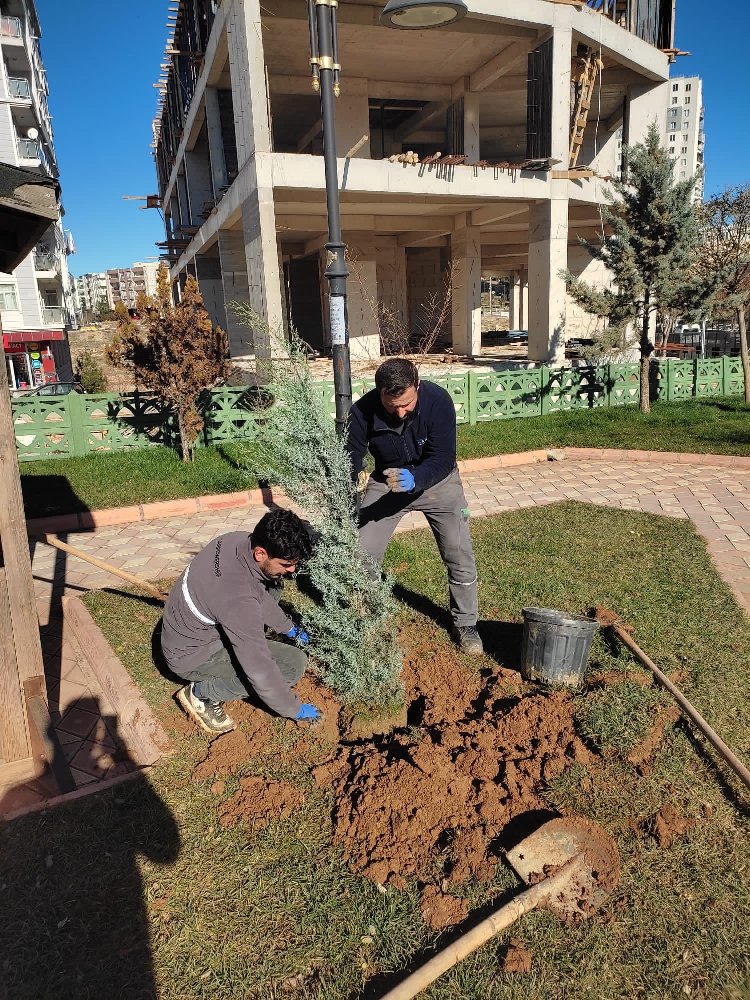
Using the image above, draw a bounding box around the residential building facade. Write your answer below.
[665,75,704,203]
[74,262,160,322]
[152,0,675,371]
[0,0,77,390]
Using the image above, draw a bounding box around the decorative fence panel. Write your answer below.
[11,356,746,462]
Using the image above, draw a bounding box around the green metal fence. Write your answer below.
[11,356,746,462]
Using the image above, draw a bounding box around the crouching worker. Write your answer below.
[161,509,320,734]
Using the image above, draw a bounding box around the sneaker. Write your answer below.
[177,684,235,735]
[452,625,484,656]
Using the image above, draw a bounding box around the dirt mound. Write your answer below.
[316,687,594,910]
[219,777,304,829]
[420,886,469,931]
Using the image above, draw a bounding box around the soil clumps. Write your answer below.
[219,776,304,829]
[420,886,470,931]
[499,938,533,974]
[649,803,696,848]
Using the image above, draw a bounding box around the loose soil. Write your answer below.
[499,938,533,974]
[219,776,304,829]
[649,803,696,848]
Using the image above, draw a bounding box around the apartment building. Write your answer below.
[74,262,160,322]
[666,75,704,203]
[152,0,675,370]
[73,271,112,320]
[0,0,77,391]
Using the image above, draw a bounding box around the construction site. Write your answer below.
[152,0,677,374]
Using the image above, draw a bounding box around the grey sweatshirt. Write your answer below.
[160,532,301,718]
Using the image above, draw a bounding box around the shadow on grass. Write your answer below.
[392,583,524,673]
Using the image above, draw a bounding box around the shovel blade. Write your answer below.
[506,816,620,923]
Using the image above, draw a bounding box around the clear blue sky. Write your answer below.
[35,0,750,277]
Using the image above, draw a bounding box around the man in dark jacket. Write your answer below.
[346,357,482,654]
[161,509,320,734]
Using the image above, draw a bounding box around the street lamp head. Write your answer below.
[380,0,467,29]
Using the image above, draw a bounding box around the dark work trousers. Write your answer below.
[173,640,307,706]
[359,467,478,628]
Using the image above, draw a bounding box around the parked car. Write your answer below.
[14,381,84,397]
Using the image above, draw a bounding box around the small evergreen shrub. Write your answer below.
[74,349,107,393]
[231,302,403,709]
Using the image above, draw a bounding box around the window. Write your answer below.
[0,283,19,311]
[683,121,689,130]
[672,83,679,91]
[672,97,678,105]
[681,146,687,153]
[685,83,691,91]
[680,170,686,178]
[681,158,687,166]
[685,96,691,104]
[684,109,690,117]
[669,121,677,130]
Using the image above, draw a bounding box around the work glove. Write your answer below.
[384,467,415,493]
[295,703,321,723]
[286,624,310,647]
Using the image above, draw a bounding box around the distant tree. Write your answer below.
[106,267,229,461]
[74,349,107,393]
[564,123,710,412]
[695,186,750,404]
[93,297,115,322]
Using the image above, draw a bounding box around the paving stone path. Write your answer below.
[6,456,749,814]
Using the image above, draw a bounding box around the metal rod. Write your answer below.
[314,0,352,434]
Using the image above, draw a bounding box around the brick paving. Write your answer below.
[5,455,750,815]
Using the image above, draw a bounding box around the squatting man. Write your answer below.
[346,357,483,655]
[162,509,321,734]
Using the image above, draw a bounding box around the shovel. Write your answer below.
[378,816,620,1000]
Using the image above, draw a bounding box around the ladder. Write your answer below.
[569,48,604,168]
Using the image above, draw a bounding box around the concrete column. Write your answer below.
[550,27,572,165]
[463,92,480,164]
[527,191,568,363]
[627,81,669,145]
[376,241,408,337]
[509,270,521,330]
[335,93,371,158]
[346,243,380,361]
[205,87,228,196]
[185,138,214,224]
[451,224,482,357]
[520,268,528,330]
[218,228,253,364]
[195,252,227,333]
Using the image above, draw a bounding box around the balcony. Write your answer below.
[42,305,64,325]
[8,77,31,99]
[34,248,58,272]
[0,15,22,39]
[16,136,39,159]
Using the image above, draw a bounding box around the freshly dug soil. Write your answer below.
[219,776,304,829]
[420,885,470,931]
[650,803,696,848]
[316,662,595,911]
[499,938,533,974]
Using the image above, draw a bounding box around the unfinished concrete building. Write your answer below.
[152,0,675,370]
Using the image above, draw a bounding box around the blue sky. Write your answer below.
[36,0,750,277]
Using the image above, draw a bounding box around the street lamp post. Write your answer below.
[306,0,469,433]
[307,0,352,435]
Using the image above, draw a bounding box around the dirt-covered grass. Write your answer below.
[1,503,749,999]
[20,396,750,519]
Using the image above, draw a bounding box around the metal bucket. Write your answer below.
[521,607,599,687]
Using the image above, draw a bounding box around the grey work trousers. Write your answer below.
[173,640,306,706]
[359,467,478,628]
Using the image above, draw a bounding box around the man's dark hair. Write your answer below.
[375,357,419,396]
[251,509,312,562]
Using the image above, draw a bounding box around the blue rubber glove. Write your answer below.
[286,624,310,647]
[295,703,321,722]
[384,467,415,493]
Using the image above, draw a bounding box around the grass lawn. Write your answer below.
[2,503,749,999]
[20,396,750,519]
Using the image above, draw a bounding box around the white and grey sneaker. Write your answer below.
[177,684,235,735]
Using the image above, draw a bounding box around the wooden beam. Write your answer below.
[296,118,322,154]
[469,40,528,92]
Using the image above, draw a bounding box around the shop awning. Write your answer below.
[3,330,65,347]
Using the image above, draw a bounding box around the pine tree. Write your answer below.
[696,186,750,404]
[565,123,708,412]
[230,302,404,710]
[106,267,229,460]
[74,348,107,393]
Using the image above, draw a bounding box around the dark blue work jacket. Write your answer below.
[345,380,457,493]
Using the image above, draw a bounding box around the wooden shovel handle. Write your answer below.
[378,859,579,1000]
[41,533,169,604]
[610,622,750,791]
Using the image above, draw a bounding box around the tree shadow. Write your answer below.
[0,698,180,998]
